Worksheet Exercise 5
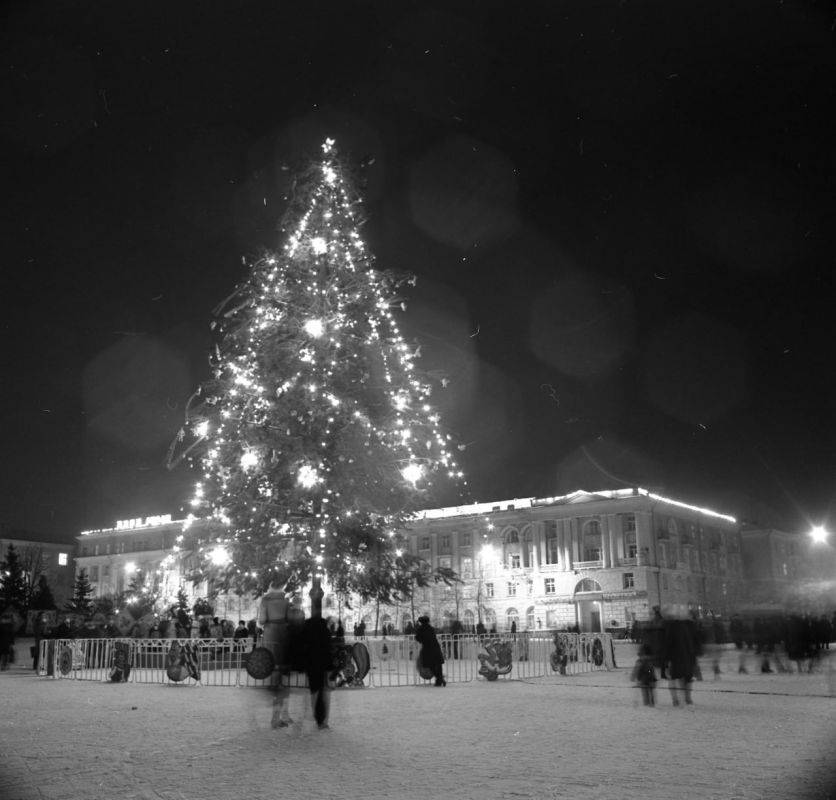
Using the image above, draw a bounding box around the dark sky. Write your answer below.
[1,1,834,544]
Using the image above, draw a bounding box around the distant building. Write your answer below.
[75,514,260,626]
[0,525,76,609]
[740,526,834,613]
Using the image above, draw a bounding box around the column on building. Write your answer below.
[607,514,620,566]
[559,519,572,570]
[601,515,611,568]
[532,522,541,571]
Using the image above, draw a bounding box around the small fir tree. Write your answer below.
[169,588,192,635]
[168,139,463,606]
[0,544,28,611]
[31,574,56,610]
[65,569,94,616]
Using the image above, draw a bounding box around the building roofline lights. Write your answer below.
[415,487,736,524]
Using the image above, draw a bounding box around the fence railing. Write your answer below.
[39,631,614,687]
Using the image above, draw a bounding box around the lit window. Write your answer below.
[507,582,517,597]
[58,553,68,566]
[623,573,634,589]
[510,554,521,569]
[460,557,473,578]
[485,582,494,598]
[544,578,555,594]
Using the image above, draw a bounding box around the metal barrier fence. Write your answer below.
[40,631,614,687]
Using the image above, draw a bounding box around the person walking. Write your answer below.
[302,586,334,730]
[415,615,446,686]
[631,643,657,706]
[258,580,292,728]
[665,616,698,706]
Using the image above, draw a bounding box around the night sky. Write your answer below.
[1,1,834,544]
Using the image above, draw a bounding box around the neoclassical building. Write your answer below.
[400,488,745,634]
[73,487,759,634]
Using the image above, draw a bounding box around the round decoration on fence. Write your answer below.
[58,646,73,675]
[351,642,370,682]
[245,646,275,680]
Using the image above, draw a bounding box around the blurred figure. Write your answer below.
[642,606,667,680]
[729,614,749,674]
[258,580,292,728]
[0,610,16,670]
[303,586,333,730]
[631,644,657,706]
[415,615,446,686]
[665,617,698,706]
[33,612,51,671]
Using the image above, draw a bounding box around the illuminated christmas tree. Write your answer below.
[169,139,462,606]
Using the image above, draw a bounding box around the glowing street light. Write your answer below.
[809,525,829,545]
[209,545,231,566]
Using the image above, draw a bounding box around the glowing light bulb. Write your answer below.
[311,237,328,255]
[401,463,423,485]
[304,318,325,338]
[194,420,209,438]
[210,545,231,566]
[297,465,321,489]
[240,450,259,470]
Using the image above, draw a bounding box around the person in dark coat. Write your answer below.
[631,643,657,706]
[415,615,446,686]
[642,606,667,679]
[0,611,16,671]
[303,588,333,729]
[664,617,698,706]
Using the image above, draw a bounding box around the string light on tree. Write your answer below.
[168,137,465,603]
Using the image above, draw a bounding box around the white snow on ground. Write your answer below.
[0,644,834,800]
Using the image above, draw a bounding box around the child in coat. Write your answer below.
[631,644,657,706]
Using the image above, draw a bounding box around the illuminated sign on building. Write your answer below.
[115,515,173,530]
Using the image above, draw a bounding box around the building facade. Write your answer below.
[73,488,758,634]
[0,529,76,609]
[400,488,744,634]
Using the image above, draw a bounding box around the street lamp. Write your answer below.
[809,525,829,545]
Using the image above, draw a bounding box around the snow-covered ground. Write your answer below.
[1,645,834,800]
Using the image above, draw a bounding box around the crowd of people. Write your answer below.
[631,606,835,707]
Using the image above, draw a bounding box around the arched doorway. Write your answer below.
[573,578,604,632]
[505,607,519,633]
[463,608,475,632]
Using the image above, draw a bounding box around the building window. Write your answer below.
[623,514,636,533]
[439,534,451,553]
[523,528,534,568]
[90,565,99,582]
[461,532,471,546]
[527,579,534,595]
[485,582,494,598]
[544,578,555,594]
[105,543,111,555]
[438,556,452,570]
[623,573,634,589]
[625,531,637,559]
[583,522,602,561]
[58,552,68,566]
[420,537,430,551]
[103,565,111,578]
[510,553,521,569]
[506,529,519,544]
[460,557,473,578]
[507,582,517,597]
[545,522,559,565]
